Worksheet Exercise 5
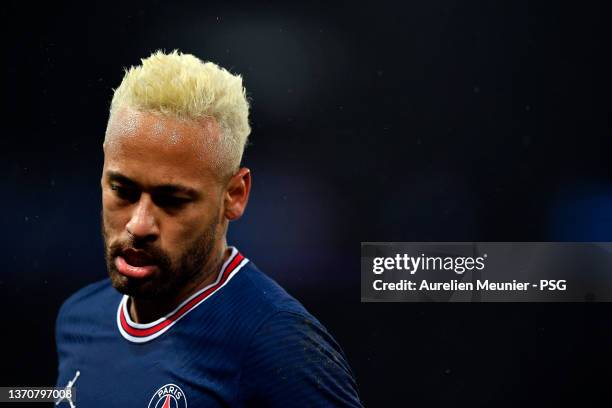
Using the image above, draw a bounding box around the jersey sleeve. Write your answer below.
[237,311,363,407]
[55,292,77,388]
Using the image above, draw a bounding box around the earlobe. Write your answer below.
[224,168,251,221]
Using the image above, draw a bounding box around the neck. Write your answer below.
[128,240,230,323]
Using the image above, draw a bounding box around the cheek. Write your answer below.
[171,216,207,244]
[102,192,129,233]
[167,207,219,247]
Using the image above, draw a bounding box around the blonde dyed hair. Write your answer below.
[108,50,251,174]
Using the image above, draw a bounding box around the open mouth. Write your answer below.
[115,249,159,279]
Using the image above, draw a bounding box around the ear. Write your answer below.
[224,167,251,221]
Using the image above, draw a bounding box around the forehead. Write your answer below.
[103,107,222,188]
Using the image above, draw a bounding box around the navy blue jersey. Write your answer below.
[55,247,362,407]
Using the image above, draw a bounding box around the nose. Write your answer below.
[126,194,159,242]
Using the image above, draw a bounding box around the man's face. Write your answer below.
[101,107,226,300]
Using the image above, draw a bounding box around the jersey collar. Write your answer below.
[116,247,249,344]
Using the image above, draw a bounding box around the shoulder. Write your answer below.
[55,278,120,350]
[225,260,326,333]
[232,263,362,407]
[237,266,336,353]
[237,309,362,407]
[56,279,118,328]
[236,261,311,315]
[232,259,339,346]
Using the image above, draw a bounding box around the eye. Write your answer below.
[110,183,139,202]
[152,194,191,209]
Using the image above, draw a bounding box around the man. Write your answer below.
[55,50,362,407]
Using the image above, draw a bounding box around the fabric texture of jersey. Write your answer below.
[55,247,362,407]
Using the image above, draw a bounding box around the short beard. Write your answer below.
[102,214,220,301]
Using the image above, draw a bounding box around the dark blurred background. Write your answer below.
[2,0,611,406]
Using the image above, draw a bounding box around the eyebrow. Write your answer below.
[106,171,201,198]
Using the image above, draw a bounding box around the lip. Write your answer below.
[115,255,158,279]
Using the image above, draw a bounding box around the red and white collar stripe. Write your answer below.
[117,247,249,343]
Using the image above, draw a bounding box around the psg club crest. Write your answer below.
[147,384,188,408]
